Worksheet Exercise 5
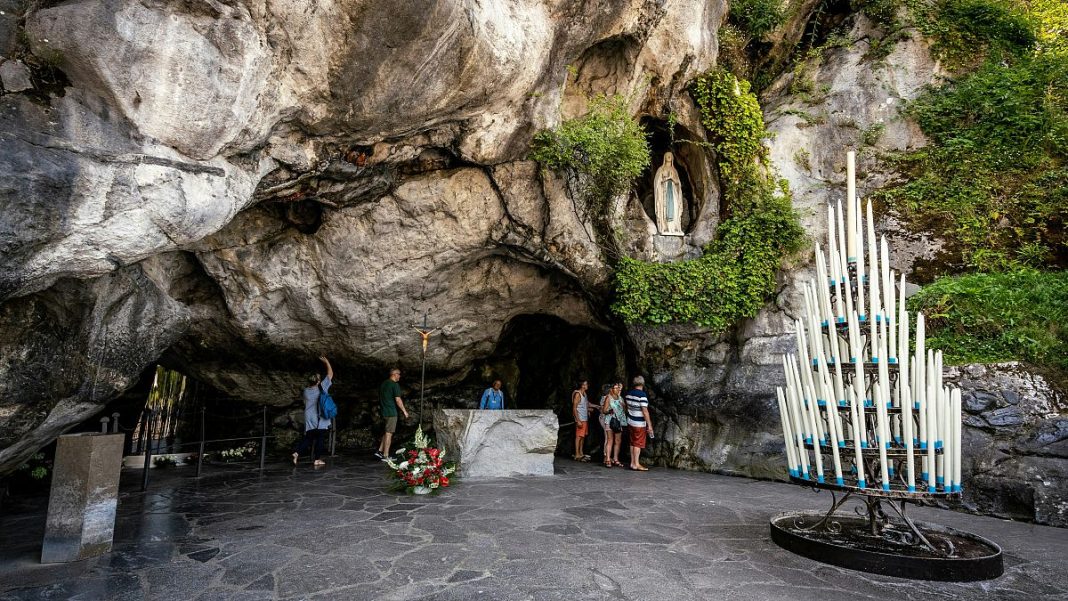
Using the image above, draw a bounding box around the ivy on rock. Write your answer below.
[611,70,803,329]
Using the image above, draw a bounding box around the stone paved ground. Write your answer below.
[1,458,1066,601]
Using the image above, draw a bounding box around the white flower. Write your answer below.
[399,461,409,469]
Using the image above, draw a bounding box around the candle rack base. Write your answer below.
[770,487,1003,581]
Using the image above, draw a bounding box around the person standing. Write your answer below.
[600,382,626,468]
[292,355,334,467]
[376,368,409,460]
[572,380,591,461]
[479,380,505,410]
[625,375,653,471]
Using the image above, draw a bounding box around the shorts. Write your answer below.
[629,425,647,449]
[384,416,398,433]
[575,420,588,437]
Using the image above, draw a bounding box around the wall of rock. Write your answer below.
[0,0,1064,526]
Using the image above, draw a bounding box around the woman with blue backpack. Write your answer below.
[292,355,336,467]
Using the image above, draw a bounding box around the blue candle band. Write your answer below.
[920,441,928,449]
[821,320,829,327]
[872,356,879,363]
[907,485,916,493]
[921,472,929,481]
[839,400,848,407]
[819,438,828,446]
[790,469,798,477]
[836,477,845,486]
[928,486,937,493]
[817,400,827,406]
[937,476,945,485]
[936,441,944,449]
[838,441,846,448]
[837,317,846,323]
[889,357,898,364]
[817,476,825,484]
[894,436,903,443]
[858,480,867,489]
[882,483,890,491]
[875,314,882,323]
[860,441,868,448]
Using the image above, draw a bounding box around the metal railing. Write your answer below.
[131,405,335,491]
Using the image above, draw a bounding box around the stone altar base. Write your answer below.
[432,409,558,479]
[41,433,125,563]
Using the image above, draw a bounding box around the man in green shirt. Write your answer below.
[376,368,409,460]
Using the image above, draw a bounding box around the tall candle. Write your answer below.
[849,385,867,488]
[835,200,850,306]
[916,313,927,479]
[827,205,845,323]
[783,356,810,478]
[856,198,867,320]
[846,151,857,259]
[867,200,881,326]
[926,352,937,492]
[777,387,798,477]
[819,363,845,485]
[953,387,963,493]
[798,325,828,448]
[794,353,825,481]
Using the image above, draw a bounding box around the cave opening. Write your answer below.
[471,314,625,455]
[635,117,703,234]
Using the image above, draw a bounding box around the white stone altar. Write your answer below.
[432,409,558,479]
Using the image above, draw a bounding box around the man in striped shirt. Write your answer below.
[624,375,653,471]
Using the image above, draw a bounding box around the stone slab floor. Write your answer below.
[0,458,1065,601]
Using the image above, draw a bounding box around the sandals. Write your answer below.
[612,461,624,467]
[291,452,299,465]
[573,455,591,462]
[629,465,649,471]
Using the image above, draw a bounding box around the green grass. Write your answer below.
[908,270,1068,381]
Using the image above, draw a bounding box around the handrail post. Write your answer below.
[259,405,267,472]
[141,407,154,492]
[330,423,336,457]
[100,417,109,433]
[111,412,120,433]
[196,406,205,478]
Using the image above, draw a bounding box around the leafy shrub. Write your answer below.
[153,455,177,469]
[909,270,1068,382]
[910,0,1037,69]
[729,0,787,40]
[530,94,650,208]
[611,70,804,328]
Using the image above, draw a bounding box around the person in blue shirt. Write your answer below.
[479,380,505,410]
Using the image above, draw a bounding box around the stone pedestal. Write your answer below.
[432,409,558,479]
[41,433,125,563]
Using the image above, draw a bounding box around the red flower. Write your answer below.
[428,448,439,458]
[440,477,449,487]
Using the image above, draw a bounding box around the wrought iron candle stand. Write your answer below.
[770,259,1003,582]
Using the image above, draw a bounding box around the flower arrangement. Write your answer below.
[384,426,456,495]
[216,442,258,463]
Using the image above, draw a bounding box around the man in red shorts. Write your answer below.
[624,376,653,471]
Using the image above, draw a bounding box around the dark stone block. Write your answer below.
[984,407,1025,428]
[1002,390,1021,406]
[963,392,993,413]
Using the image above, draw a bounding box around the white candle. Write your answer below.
[783,355,810,478]
[898,277,915,491]
[795,353,825,481]
[916,313,927,480]
[846,151,857,259]
[819,362,845,485]
[953,387,963,493]
[828,205,846,323]
[777,387,798,478]
[798,323,828,449]
[849,385,867,488]
[926,351,937,493]
[867,200,881,329]
[835,200,850,308]
[856,198,867,320]
[875,380,891,491]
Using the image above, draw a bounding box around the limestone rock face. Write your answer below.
[433,409,558,479]
[0,0,719,475]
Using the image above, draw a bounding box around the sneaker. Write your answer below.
[374,451,384,460]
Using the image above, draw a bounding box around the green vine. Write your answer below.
[611,70,804,329]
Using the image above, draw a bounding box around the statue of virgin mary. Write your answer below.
[654,152,684,236]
